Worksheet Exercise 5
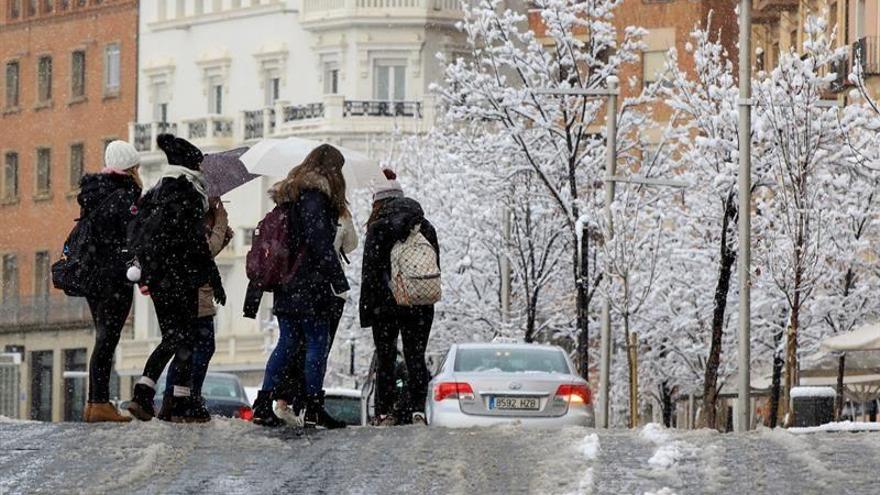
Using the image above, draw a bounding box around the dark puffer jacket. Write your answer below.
[359,197,439,328]
[133,176,222,297]
[76,172,142,294]
[272,172,350,318]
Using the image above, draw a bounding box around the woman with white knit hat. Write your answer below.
[76,140,143,422]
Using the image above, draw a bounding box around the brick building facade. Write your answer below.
[0,0,138,421]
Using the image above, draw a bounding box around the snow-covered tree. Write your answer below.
[433,0,648,374]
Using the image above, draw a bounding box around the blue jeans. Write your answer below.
[164,316,216,397]
[262,317,328,397]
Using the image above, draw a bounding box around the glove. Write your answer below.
[213,285,227,306]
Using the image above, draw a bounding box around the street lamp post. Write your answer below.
[736,0,753,433]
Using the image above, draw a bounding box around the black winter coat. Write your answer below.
[273,187,350,318]
[134,176,221,296]
[76,173,142,294]
[359,197,439,328]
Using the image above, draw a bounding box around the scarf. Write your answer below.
[163,164,209,210]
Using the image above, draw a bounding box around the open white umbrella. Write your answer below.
[241,137,387,190]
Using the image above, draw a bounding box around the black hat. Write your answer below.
[157,133,204,170]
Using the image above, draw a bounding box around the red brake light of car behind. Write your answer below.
[238,406,254,421]
[555,384,591,405]
[434,382,475,401]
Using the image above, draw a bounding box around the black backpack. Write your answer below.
[51,193,117,297]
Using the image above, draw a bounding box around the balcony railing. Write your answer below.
[830,57,849,92]
[300,0,461,25]
[344,100,422,118]
[283,103,325,123]
[0,295,91,330]
[853,37,880,76]
[183,116,235,141]
[132,122,178,152]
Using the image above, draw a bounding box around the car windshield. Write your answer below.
[324,396,362,426]
[454,348,570,374]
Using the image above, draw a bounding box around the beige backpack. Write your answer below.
[390,225,441,306]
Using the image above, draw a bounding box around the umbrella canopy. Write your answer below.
[200,147,259,197]
[819,323,880,353]
[241,138,387,190]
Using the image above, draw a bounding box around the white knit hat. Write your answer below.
[373,168,405,202]
[104,140,140,171]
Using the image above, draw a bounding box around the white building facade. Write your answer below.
[117,0,462,389]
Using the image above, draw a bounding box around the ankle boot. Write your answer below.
[252,390,284,427]
[305,394,346,430]
[156,394,173,422]
[85,402,132,423]
[170,396,211,424]
[126,384,156,422]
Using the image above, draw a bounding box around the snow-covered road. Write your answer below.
[1,419,878,494]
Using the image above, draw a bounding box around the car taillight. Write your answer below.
[555,384,591,405]
[238,406,254,421]
[434,382,475,401]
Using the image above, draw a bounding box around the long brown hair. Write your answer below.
[275,144,348,216]
[367,198,392,227]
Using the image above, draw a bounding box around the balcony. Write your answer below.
[752,0,797,24]
[300,0,462,29]
[129,96,436,154]
[0,295,91,332]
[852,37,880,76]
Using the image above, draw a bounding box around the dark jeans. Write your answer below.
[265,316,329,398]
[164,316,215,398]
[86,286,133,403]
[275,299,345,407]
[141,287,199,393]
[373,306,433,417]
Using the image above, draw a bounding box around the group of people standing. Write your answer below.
[72,135,439,429]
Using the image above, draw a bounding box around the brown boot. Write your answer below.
[85,402,132,423]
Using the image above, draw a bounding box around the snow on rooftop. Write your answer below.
[790,386,837,399]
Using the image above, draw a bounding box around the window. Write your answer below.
[265,75,280,106]
[829,3,837,35]
[37,56,52,103]
[208,76,223,114]
[41,0,52,13]
[789,29,798,52]
[104,43,120,94]
[71,50,85,99]
[4,61,19,108]
[3,152,18,200]
[36,148,51,196]
[30,350,53,421]
[151,81,169,122]
[642,51,670,87]
[194,0,203,14]
[856,0,866,39]
[1,254,18,303]
[242,228,255,245]
[324,63,339,94]
[63,348,87,422]
[34,250,49,297]
[9,0,21,19]
[69,143,83,190]
[26,0,35,16]
[373,60,406,101]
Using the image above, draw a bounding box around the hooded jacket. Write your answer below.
[359,197,439,328]
[133,175,223,298]
[76,172,142,292]
[272,171,350,318]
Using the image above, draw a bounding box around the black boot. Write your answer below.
[305,393,346,430]
[170,395,211,424]
[252,390,284,427]
[156,393,173,422]
[127,383,156,422]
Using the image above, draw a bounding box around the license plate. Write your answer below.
[490,396,540,410]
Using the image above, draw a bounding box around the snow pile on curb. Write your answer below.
[789,421,880,434]
[640,423,670,444]
[648,443,684,469]
[571,433,600,495]
[644,488,677,495]
[790,386,836,399]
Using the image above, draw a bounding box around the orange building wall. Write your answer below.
[0,0,138,300]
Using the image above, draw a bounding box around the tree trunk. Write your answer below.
[768,348,784,428]
[628,330,639,428]
[836,354,846,420]
[575,228,590,379]
[783,301,800,426]
[660,381,674,427]
[701,193,738,430]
